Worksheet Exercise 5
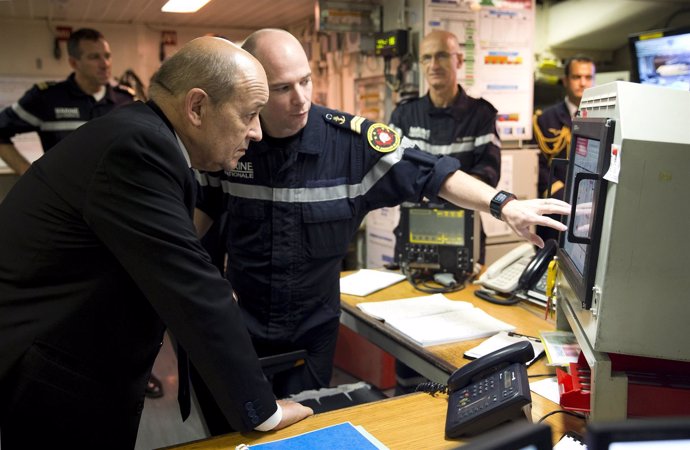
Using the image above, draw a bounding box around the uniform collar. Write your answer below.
[564,96,578,120]
[257,105,325,155]
[554,100,574,125]
[424,85,469,120]
[66,72,116,103]
[299,105,327,154]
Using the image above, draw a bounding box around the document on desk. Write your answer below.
[236,421,388,449]
[465,331,545,366]
[357,294,515,347]
[339,269,406,297]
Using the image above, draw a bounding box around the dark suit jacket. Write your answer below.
[0,101,276,449]
[535,100,571,198]
[534,100,571,243]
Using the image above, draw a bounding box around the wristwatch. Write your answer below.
[490,190,517,221]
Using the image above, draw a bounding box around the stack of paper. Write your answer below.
[357,294,515,347]
[339,269,406,297]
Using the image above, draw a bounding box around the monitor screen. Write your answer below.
[558,117,614,309]
[562,135,600,276]
[629,26,690,91]
[408,207,466,246]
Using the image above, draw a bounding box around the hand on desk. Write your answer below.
[275,399,314,430]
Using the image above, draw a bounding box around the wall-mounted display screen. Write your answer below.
[629,26,690,91]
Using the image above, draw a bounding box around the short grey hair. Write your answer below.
[149,38,239,105]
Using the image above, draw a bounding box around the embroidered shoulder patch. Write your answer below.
[367,123,400,153]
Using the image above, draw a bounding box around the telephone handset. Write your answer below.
[445,341,535,438]
[477,239,558,295]
[478,243,535,293]
[517,239,558,292]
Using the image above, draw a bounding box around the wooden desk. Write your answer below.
[162,393,454,449]
[338,279,584,441]
[163,278,585,449]
[340,279,555,384]
[162,390,582,449]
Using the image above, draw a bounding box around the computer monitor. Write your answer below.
[586,417,690,450]
[629,25,690,91]
[555,81,690,361]
[558,117,614,309]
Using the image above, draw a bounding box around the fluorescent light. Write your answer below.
[161,0,212,13]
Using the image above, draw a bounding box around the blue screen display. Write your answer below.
[634,32,690,91]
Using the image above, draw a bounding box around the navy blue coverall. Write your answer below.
[0,73,134,152]
[194,104,460,431]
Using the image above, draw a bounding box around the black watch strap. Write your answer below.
[490,190,517,220]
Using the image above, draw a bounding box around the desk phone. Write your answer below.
[478,243,535,293]
[445,341,534,437]
[478,240,559,294]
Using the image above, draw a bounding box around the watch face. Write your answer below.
[495,192,508,203]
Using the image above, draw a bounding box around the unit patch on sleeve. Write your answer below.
[367,123,400,153]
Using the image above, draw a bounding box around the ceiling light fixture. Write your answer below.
[161,0,212,13]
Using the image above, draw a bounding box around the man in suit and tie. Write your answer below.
[532,55,595,242]
[0,36,312,450]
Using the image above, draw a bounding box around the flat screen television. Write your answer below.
[629,25,690,91]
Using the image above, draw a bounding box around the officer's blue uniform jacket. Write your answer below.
[0,73,134,152]
[389,85,501,188]
[196,104,460,341]
[388,85,501,264]
[534,100,571,199]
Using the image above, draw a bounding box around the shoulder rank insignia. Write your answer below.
[323,113,400,153]
[115,84,137,97]
[366,122,400,153]
[36,81,56,90]
[324,112,367,134]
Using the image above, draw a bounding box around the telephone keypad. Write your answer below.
[450,366,528,425]
[446,360,532,437]
[480,252,535,293]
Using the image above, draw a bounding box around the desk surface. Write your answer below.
[162,393,454,450]
[163,276,585,449]
[163,391,582,450]
[340,277,556,383]
[339,278,583,440]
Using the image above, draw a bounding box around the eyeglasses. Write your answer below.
[420,51,457,65]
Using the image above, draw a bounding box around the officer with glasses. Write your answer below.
[388,29,502,393]
[390,30,501,197]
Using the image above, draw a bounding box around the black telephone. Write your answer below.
[445,341,535,438]
[517,238,558,292]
